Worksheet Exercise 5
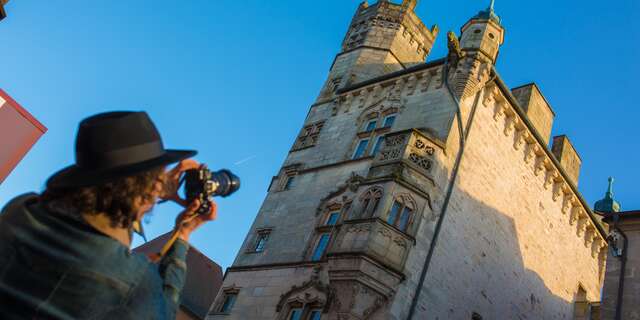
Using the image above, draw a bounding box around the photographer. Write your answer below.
[0,111,216,319]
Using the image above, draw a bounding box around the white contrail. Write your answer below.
[234,155,257,166]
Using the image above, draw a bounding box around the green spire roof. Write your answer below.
[594,177,622,213]
[473,0,501,25]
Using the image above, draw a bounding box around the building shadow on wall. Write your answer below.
[411,184,590,320]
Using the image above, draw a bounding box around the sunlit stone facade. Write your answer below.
[208,1,606,319]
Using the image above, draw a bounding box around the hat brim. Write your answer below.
[46,149,197,189]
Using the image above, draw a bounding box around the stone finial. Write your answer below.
[402,0,418,11]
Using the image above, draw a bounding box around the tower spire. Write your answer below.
[490,0,495,11]
[595,176,622,213]
[606,176,615,198]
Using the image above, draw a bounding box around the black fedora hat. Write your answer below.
[47,111,196,189]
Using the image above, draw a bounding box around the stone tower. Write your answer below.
[208,1,607,319]
[317,0,439,100]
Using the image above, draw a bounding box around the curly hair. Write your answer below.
[41,167,165,228]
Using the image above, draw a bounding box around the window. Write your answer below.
[371,136,385,156]
[311,234,330,261]
[325,212,340,226]
[364,120,377,132]
[284,176,296,190]
[219,293,237,313]
[383,114,397,128]
[387,201,401,226]
[360,187,383,218]
[309,310,322,320]
[386,195,416,232]
[352,139,369,159]
[288,308,303,320]
[254,232,270,252]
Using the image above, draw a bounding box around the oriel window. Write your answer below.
[386,195,415,232]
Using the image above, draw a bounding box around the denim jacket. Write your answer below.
[0,193,189,320]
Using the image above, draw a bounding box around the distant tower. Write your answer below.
[459,0,505,63]
[594,177,622,213]
[317,0,439,100]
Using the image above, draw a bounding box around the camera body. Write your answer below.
[184,168,240,214]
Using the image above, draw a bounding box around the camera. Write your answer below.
[184,167,240,214]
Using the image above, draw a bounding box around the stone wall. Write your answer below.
[396,83,605,319]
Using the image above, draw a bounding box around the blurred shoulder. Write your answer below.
[1,192,39,215]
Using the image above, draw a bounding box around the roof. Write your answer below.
[599,210,640,224]
[134,233,223,319]
[0,89,47,133]
[472,1,501,25]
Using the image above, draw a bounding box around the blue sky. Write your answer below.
[1,0,638,269]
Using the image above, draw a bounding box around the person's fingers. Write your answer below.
[175,159,200,174]
[204,200,217,221]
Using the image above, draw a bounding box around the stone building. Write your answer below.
[208,1,607,319]
[595,179,639,320]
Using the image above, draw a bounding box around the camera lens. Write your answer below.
[210,169,241,197]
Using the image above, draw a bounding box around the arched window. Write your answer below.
[359,187,383,218]
[386,194,416,232]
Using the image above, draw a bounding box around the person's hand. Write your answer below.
[157,159,201,207]
[175,198,217,242]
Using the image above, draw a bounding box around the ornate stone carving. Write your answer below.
[524,143,538,164]
[291,121,326,151]
[493,100,506,120]
[513,129,526,150]
[316,174,365,216]
[584,226,596,248]
[328,281,387,320]
[406,75,417,95]
[591,237,605,258]
[276,277,335,315]
[576,217,588,237]
[408,152,432,171]
[562,194,575,214]
[552,181,564,202]
[534,156,547,176]
[503,114,517,136]
[569,207,582,226]
[543,169,556,190]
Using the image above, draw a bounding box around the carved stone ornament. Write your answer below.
[328,281,388,319]
[276,277,336,314]
[316,174,365,216]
